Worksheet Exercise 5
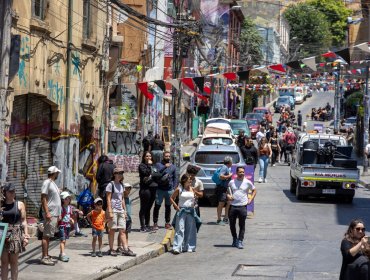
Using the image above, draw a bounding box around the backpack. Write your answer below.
[77,188,94,210]
[286,132,296,145]
[211,167,223,186]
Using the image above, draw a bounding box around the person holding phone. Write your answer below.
[340,219,370,280]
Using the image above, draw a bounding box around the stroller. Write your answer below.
[76,187,94,228]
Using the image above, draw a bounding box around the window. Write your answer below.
[32,0,46,20]
[194,152,240,164]
[83,0,92,39]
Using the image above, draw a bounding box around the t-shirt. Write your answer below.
[192,177,204,208]
[340,238,366,280]
[41,179,61,217]
[91,209,105,231]
[106,182,124,213]
[228,178,255,206]
[218,165,231,188]
[256,131,265,143]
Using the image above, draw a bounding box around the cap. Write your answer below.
[113,167,124,174]
[60,191,71,200]
[3,183,15,191]
[48,166,61,174]
[123,183,132,188]
[94,197,103,204]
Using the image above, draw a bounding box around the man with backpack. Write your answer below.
[213,156,233,225]
[152,151,178,230]
[283,127,297,164]
[142,130,154,152]
[96,155,115,203]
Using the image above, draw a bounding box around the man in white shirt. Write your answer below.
[256,127,265,143]
[227,166,256,249]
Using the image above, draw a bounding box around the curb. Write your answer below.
[87,229,175,280]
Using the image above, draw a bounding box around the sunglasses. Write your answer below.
[355,227,366,232]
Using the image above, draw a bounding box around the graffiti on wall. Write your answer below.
[48,80,64,106]
[108,154,140,173]
[18,36,29,88]
[108,131,141,155]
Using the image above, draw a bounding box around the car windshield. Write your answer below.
[245,113,262,120]
[230,122,248,130]
[302,139,342,146]
[194,152,240,164]
[278,97,289,102]
[254,109,267,114]
[202,137,233,145]
[247,119,258,125]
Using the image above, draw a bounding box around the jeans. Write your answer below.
[258,155,269,179]
[228,205,248,241]
[271,148,279,165]
[173,208,197,252]
[139,187,157,228]
[153,189,174,224]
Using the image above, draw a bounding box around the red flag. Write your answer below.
[322,51,336,58]
[181,78,196,91]
[268,64,286,73]
[137,82,154,100]
[204,86,211,94]
[319,63,325,67]
[223,72,237,80]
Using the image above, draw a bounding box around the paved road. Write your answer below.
[107,90,370,280]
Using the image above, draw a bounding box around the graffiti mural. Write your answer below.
[18,36,29,88]
[108,131,141,155]
[48,80,64,106]
[108,154,140,173]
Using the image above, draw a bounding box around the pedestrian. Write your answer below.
[87,197,105,257]
[256,127,265,143]
[1,183,29,280]
[138,151,158,232]
[236,130,246,148]
[297,110,302,128]
[153,151,178,230]
[151,134,165,164]
[240,136,258,169]
[340,218,369,280]
[269,130,280,167]
[96,155,115,203]
[142,130,154,152]
[283,127,297,164]
[215,156,233,225]
[186,164,204,217]
[346,128,354,146]
[257,137,272,183]
[58,192,74,262]
[40,166,62,266]
[365,143,370,166]
[227,166,256,249]
[170,174,201,254]
[105,168,135,256]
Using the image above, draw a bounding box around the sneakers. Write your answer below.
[258,177,262,183]
[165,223,173,230]
[263,178,267,183]
[122,248,136,257]
[223,218,229,224]
[237,240,244,249]
[272,164,276,167]
[91,252,96,257]
[232,238,238,247]
[172,249,180,255]
[108,249,117,256]
[59,254,69,262]
[116,247,124,253]
[140,226,147,233]
[74,231,87,237]
[216,219,225,225]
[40,256,55,266]
[97,251,103,257]
[152,223,159,231]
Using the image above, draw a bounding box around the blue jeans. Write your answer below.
[259,155,269,179]
[154,189,174,224]
[173,208,197,252]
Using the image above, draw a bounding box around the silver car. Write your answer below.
[189,143,246,205]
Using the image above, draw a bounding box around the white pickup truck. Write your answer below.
[289,133,359,203]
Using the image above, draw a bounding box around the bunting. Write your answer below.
[322,51,337,58]
[335,48,351,65]
[192,77,205,93]
[166,79,180,91]
[268,64,286,73]
[286,61,301,70]
[237,70,250,81]
[302,56,317,71]
[356,43,370,53]
[181,77,196,91]
[154,80,166,94]
[137,82,154,100]
[223,72,238,80]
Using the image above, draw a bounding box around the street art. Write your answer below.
[18,36,29,88]
[48,80,64,106]
[108,154,140,173]
[72,51,81,79]
[108,131,141,155]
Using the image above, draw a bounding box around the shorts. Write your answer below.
[58,225,71,241]
[126,219,132,233]
[216,185,228,203]
[43,216,59,238]
[107,212,126,230]
[92,228,104,237]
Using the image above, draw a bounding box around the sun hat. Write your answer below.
[60,191,71,200]
[48,166,61,174]
[94,197,103,204]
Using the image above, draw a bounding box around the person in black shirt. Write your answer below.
[297,110,302,128]
[96,155,115,201]
[151,134,165,164]
[236,130,246,148]
[240,136,258,169]
[142,131,154,152]
[340,218,370,280]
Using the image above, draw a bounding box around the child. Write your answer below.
[87,197,105,257]
[59,192,74,262]
[117,183,134,254]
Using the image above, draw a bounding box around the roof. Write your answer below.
[230,119,248,123]
[205,118,231,124]
[202,133,233,139]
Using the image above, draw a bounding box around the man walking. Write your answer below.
[216,156,233,225]
[142,130,154,152]
[40,166,62,265]
[96,155,115,204]
[240,136,258,170]
[227,166,256,249]
[297,110,302,128]
[153,151,178,230]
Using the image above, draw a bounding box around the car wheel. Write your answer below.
[290,175,296,193]
[295,179,305,200]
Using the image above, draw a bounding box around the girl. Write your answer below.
[87,197,105,257]
[258,137,272,183]
[269,130,280,167]
[1,183,29,280]
[58,192,74,262]
[170,174,200,254]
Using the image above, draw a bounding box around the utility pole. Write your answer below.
[363,59,369,174]
[333,66,340,131]
[0,0,12,183]
[239,81,246,119]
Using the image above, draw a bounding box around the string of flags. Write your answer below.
[134,42,370,100]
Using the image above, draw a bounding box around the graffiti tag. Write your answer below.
[108,131,141,155]
[48,80,64,106]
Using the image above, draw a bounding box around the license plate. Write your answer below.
[323,189,336,194]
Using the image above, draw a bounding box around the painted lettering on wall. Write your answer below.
[108,154,140,173]
[18,36,29,88]
[48,80,64,106]
[108,131,142,155]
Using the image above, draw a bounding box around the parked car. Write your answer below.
[306,89,313,98]
[200,134,234,146]
[188,143,246,205]
[342,116,357,129]
[230,119,251,137]
[246,119,260,139]
[274,96,295,112]
[245,113,264,123]
[204,122,235,138]
[252,107,274,119]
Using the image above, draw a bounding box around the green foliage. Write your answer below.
[307,0,352,47]
[284,3,332,57]
[239,17,264,67]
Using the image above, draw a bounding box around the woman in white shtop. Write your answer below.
[170,174,201,254]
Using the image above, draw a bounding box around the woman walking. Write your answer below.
[269,130,280,167]
[258,137,272,183]
[138,151,158,232]
[1,183,29,280]
[170,174,201,254]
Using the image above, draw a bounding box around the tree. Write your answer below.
[238,17,264,67]
[307,0,352,47]
[284,3,332,58]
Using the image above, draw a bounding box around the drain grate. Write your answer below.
[232,264,294,278]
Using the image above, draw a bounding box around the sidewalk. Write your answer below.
[18,138,200,280]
